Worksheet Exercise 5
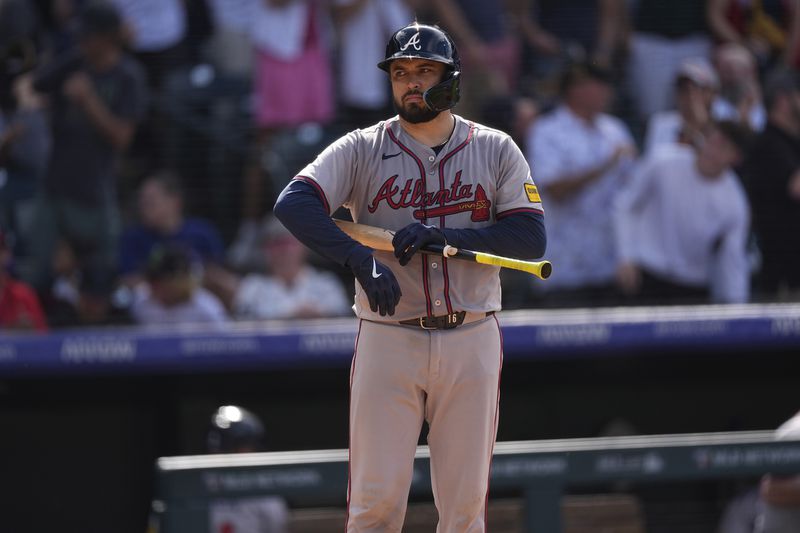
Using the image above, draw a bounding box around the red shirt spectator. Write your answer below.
[0,278,48,332]
[0,230,47,332]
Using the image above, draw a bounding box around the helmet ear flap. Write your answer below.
[423,71,461,112]
[449,39,462,72]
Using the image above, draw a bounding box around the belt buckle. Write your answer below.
[415,312,464,330]
[418,317,437,330]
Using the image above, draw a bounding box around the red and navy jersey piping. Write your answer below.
[293,175,331,215]
[386,124,434,317]
[435,122,475,314]
[496,207,543,219]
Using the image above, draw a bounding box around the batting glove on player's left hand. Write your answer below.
[392,223,447,266]
[349,253,402,316]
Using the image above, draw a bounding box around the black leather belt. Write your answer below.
[399,311,494,330]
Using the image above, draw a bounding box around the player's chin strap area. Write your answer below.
[423,71,461,112]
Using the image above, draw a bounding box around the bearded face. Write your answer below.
[389,59,447,124]
[393,90,441,124]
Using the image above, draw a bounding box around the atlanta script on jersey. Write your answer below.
[293,114,543,321]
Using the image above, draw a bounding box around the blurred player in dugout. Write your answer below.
[149,405,289,533]
[206,405,289,533]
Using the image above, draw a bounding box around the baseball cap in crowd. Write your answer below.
[76,1,122,37]
[675,57,719,89]
[559,61,614,94]
[145,244,198,281]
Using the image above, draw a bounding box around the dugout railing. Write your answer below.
[153,430,800,532]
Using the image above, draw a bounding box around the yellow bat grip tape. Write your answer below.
[473,252,553,280]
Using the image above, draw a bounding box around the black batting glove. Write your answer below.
[392,223,447,266]
[348,252,402,316]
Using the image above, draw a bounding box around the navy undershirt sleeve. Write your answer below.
[439,212,546,260]
[273,180,373,269]
[275,180,546,265]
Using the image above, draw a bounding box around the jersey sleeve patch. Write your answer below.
[524,183,541,203]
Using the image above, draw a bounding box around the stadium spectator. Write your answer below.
[0,73,50,264]
[477,93,541,159]
[206,405,290,533]
[707,0,800,71]
[43,239,82,322]
[613,121,754,305]
[44,238,132,328]
[130,243,229,329]
[156,0,254,237]
[108,0,197,172]
[426,0,521,117]
[713,43,767,131]
[515,0,629,100]
[229,0,335,270]
[643,57,719,155]
[119,170,225,286]
[108,0,188,89]
[0,0,48,260]
[0,228,47,332]
[26,0,148,292]
[211,216,350,320]
[332,0,413,129]
[525,62,636,306]
[626,0,713,121]
[39,0,84,53]
[741,68,800,300]
[204,0,257,78]
[250,0,334,131]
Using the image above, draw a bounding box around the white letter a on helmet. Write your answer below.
[400,32,422,51]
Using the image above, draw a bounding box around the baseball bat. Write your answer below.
[333,219,552,280]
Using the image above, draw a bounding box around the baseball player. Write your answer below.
[274,22,546,531]
[206,406,289,533]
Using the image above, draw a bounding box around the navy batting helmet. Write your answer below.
[207,405,266,453]
[378,23,461,112]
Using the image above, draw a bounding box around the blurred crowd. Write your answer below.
[0,0,799,332]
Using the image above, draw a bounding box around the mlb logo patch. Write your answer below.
[524,183,540,203]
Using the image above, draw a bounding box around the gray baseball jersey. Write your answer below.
[294,114,543,320]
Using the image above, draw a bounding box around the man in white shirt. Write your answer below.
[230,216,351,320]
[131,244,230,329]
[525,62,636,306]
[642,57,719,155]
[332,0,412,128]
[613,120,754,304]
[109,0,187,88]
